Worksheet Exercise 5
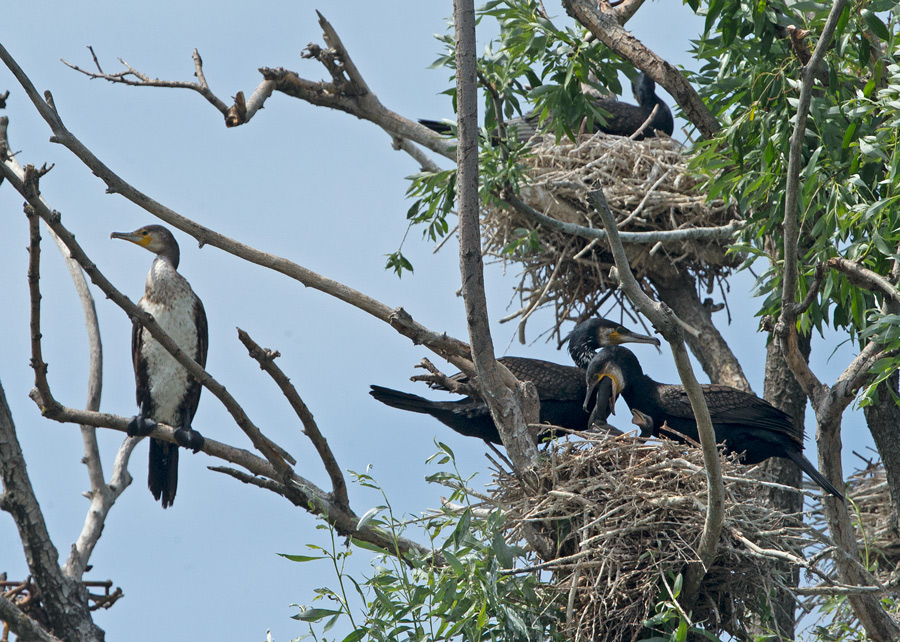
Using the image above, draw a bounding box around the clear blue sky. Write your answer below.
[0,3,872,641]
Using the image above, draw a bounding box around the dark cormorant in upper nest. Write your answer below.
[419,73,674,142]
[369,318,659,444]
[112,225,208,508]
[582,346,845,499]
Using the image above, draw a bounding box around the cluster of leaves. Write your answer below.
[283,446,564,642]
[689,0,900,400]
[280,445,716,642]
[390,0,638,275]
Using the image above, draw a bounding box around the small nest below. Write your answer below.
[482,134,739,331]
[492,432,813,642]
[812,459,900,587]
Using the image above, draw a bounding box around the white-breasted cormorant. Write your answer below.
[583,346,845,499]
[419,73,674,143]
[369,318,659,444]
[112,225,208,508]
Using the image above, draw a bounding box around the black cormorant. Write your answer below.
[369,318,659,444]
[583,346,845,499]
[419,73,674,143]
[112,225,208,508]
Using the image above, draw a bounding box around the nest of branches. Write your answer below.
[482,134,738,329]
[810,459,900,587]
[492,432,812,642]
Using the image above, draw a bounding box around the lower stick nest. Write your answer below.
[482,134,739,329]
[492,432,814,641]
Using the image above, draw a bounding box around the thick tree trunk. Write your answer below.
[864,370,900,538]
[0,380,104,642]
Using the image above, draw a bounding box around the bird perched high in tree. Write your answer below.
[419,73,674,143]
[583,346,845,499]
[111,225,208,508]
[369,317,659,444]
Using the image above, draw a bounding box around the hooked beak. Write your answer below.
[611,328,661,349]
[583,374,618,421]
[110,231,144,245]
[630,409,654,438]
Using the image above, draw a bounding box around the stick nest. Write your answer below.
[482,134,738,329]
[492,432,811,641]
[811,459,900,587]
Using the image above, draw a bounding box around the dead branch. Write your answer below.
[236,328,349,509]
[0,41,476,378]
[62,47,230,116]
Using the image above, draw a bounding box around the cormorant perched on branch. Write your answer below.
[369,318,659,444]
[583,346,845,499]
[112,225,208,508]
[420,73,674,143]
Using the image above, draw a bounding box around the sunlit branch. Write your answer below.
[589,186,724,605]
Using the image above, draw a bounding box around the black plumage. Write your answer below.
[112,225,208,508]
[419,73,674,143]
[369,318,659,444]
[583,346,845,499]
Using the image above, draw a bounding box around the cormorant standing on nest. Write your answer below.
[112,225,208,508]
[583,346,845,499]
[419,73,673,142]
[369,318,659,444]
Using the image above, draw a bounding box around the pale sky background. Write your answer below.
[0,3,874,641]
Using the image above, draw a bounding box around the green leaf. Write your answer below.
[292,608,342,622]
[341,629,367,642]
[278,553,325,563]
[356,506,382,530]
[862,9,891,41]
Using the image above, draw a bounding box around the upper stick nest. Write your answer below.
[482,134,738,332]
[492,431,818,642]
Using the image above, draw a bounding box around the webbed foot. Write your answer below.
[174,427,205,452]
[127,415,157,437]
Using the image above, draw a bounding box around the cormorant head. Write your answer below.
[111,224,181,268]
[631,73,674,137]
[567,317,660,369]
[630,408,654,437]
[582,346,643,420]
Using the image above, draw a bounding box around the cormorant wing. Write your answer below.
[653,383,803,444]
[447,357,585,402]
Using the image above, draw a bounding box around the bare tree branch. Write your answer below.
[501,191,743,244]
[28,400,432,562]
[775,0,900,637]
[63,47,230,116]
[0,41,476,376]
[0,592,62,642]
[827,257,900,303]
[237,328,349,509]
[588,187,724,606]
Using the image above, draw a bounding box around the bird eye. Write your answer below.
[616,326,626,333]
[141,230,149,236]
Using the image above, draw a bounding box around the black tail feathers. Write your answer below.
[149,437,179,508]
[785,449,845,500]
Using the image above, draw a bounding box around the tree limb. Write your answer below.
[588,187,724,606]
[236,328,349,509]
[827,257,900,303]
[0,379,102,642]
[775,0,900,637]
[0,42,475,375]
[0,592,62,642]
[28,400,432,562]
